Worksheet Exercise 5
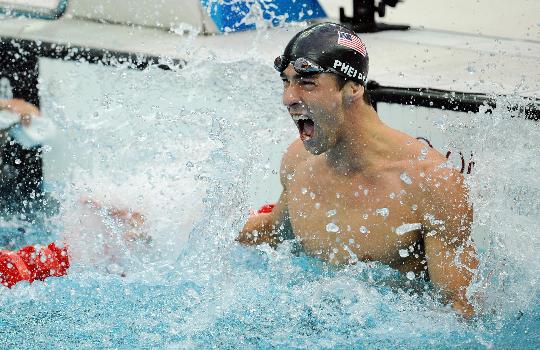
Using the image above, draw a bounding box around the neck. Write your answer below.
[324,103,387,175]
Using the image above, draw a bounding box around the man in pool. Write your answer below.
[237,23,478,318]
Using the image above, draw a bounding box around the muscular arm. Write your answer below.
[421,165,479,318]
[238,139,309,246]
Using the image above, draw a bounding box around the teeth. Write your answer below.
[292,114,309,121]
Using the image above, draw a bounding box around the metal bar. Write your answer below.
[367,81,540,121]
[0,37,186,71]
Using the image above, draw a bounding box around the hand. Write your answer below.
[80,196,149,243]
[0,98,40,126]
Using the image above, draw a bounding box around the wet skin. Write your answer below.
[239,65,478,317]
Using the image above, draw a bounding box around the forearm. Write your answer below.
[431,244,478,318]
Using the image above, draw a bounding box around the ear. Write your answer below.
[342,82,365,106]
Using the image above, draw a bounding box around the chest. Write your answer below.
[286,168,423,264]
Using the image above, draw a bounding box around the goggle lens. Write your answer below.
[274,55,288,72]
[274,56,325,75]
[293,57,325,74]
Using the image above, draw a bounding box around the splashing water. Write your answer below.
[0,53,539,349]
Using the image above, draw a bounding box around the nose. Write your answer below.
[282,83,302,110]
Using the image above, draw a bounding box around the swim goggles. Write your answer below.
[274,56,339,76]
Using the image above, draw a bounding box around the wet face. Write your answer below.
[280,65,345,155]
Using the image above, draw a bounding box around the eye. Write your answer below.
[299,78,316,88]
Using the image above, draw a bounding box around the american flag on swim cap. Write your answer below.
[337,31,367,57]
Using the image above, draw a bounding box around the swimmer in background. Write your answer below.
[238,23,479,318]
[0,98,50,219]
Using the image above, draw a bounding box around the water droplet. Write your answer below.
[399,71,405,77]
[354,191,359,197]
[315,203,321,209]
[362,213,369,220]
[364,189,369,196]
[326,209,337,217]
[375,207,389,218]
[359,226,368,234]
[406,271,415,280]
[389,192,395,199]
[399,249,409,257]
[301,187,308,195]
[287,174,293,180]
[349,238,355,244]
[310,192,316,199]
[400,172,413,185]
[411,204,418,211]
[14,159,21,165]
[336,193,341,199]
[466,65,476,74]
[426,230,437,237]
[395,223,421,235]
[418,147,429,161]
[326,222,340,233]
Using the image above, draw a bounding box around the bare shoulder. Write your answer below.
[391,137,468,211]
[421,152,466,194]
[279,138,312,187]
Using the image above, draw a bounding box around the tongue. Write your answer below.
[302,120,315,141]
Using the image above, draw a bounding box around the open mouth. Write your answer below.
[293,115,315,141]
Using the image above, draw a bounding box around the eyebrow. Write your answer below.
[280,73,318,80]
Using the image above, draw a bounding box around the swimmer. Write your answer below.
[238,23,478,318]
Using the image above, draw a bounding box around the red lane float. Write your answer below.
[0,243,70,288]
[257,204,275,214]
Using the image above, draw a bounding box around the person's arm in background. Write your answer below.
[0,98,40,126]
[80,197,151,244]
[421,165,479,318]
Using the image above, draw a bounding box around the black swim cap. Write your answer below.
[275,22,369,85]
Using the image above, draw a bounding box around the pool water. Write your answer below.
[0,55,539,348]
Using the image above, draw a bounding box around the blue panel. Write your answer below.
[200,0,327,33]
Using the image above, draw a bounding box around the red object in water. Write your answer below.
[257,204,275,214]
[0,243,69,288]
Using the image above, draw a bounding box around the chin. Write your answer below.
[303,139,327,155]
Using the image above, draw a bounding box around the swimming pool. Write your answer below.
[0,50,538,349]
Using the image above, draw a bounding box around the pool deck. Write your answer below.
[0,17,539,97]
